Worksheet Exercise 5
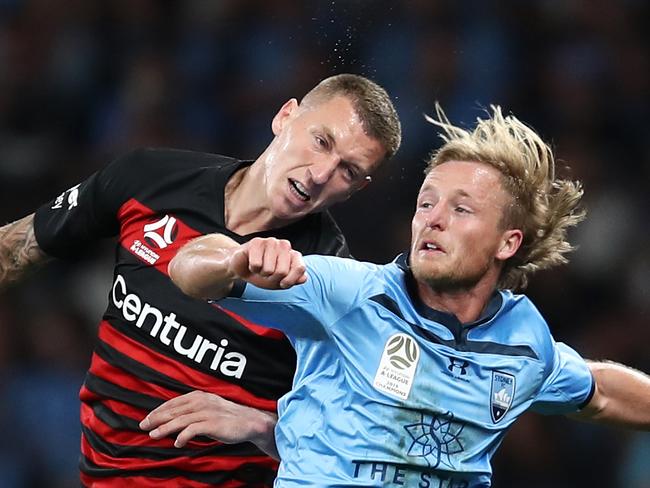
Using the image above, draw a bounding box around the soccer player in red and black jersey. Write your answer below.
[0,74,401,487]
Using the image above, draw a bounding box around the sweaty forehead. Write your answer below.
[419,161,507,200]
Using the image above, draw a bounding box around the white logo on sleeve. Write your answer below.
[143,215,177,249]
[51,184,81,210]
[373,333,420,400]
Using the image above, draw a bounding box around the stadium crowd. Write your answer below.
[0,1,648,487]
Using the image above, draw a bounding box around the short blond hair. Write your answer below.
[425,104,585,290]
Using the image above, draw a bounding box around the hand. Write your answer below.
[139,391,278,457]
[229,237,307,290]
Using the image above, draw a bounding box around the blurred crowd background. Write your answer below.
[0,1,648,487]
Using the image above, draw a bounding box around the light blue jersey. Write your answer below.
[219,254,594,487]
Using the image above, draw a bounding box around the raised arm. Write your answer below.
[168,234,307,300]
[152,235,310,459]
[0,214,51,292]
[572,361,650,430]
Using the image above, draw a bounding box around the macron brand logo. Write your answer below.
[52,184,81,210]
[373,333,420,400]
[111,274,247,379]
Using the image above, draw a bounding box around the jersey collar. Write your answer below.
[393,252,502,329]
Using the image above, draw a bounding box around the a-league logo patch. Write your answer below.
[126,214,178,265]
[490,371,515,423]
[143,214,178,249]
[373,333,420,400]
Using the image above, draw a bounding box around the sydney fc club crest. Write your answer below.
[373,333,420,400]
[490,371,515,423]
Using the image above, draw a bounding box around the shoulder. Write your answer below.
[294,210,350,257]
[100,148,243,201]
[279,210,350,257]
[111,148,240,173]
[492,291,555,361]
[299,256,394,313]
[304,254,382,272]
[303,255,393,290]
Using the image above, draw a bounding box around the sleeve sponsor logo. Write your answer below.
[373,333,420,400]
[51,184,81,210]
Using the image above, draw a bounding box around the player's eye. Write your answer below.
[314,135,328,149]
[344,165,357,181]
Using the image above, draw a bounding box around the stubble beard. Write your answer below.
[411,256,492,294]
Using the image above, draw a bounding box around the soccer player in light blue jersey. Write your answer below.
[143,106,650,487]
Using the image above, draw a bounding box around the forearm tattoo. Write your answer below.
[0,214,50,291]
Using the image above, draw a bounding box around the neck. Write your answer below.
[415,272,499,324]
[224,157,294,235]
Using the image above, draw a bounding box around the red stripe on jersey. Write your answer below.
[117,199,202,275]
[80,401,177,449]
[99,398,216,448]
[98,398,147,423]
[89,349,184,401]
[97,321,277,411]
[116,198,285,339]
[80,434,277,475]
[96,398,216,448]
[80,384,101,403]
[83,357,219,448]
[212,303,286,340]
[80,472,252,488]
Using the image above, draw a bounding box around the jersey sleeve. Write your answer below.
[33,149,149,259]
[218,255,369,339]
[312,211,351,258]
[530,342,595,415]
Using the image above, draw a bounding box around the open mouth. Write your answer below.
[289,178,310,201]
[421,241,444,253]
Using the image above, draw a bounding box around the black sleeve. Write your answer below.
[325,231,351,258]
[315,212,352,258]
[33,148,151,259]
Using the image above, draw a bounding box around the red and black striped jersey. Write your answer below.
[33,148,350,487]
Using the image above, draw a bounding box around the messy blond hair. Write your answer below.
[425,104,585,290]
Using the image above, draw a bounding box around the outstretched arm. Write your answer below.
[168,234,307,300]
[162,236,309,458]
[572,361,650,430]
[140,391,280,459]
[0,214,51,292]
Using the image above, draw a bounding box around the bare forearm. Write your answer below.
[577,361,650,430]
[140,390,280,460]
[0,214,50,292]
[168,233,240,299]
[170,234,307,300]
